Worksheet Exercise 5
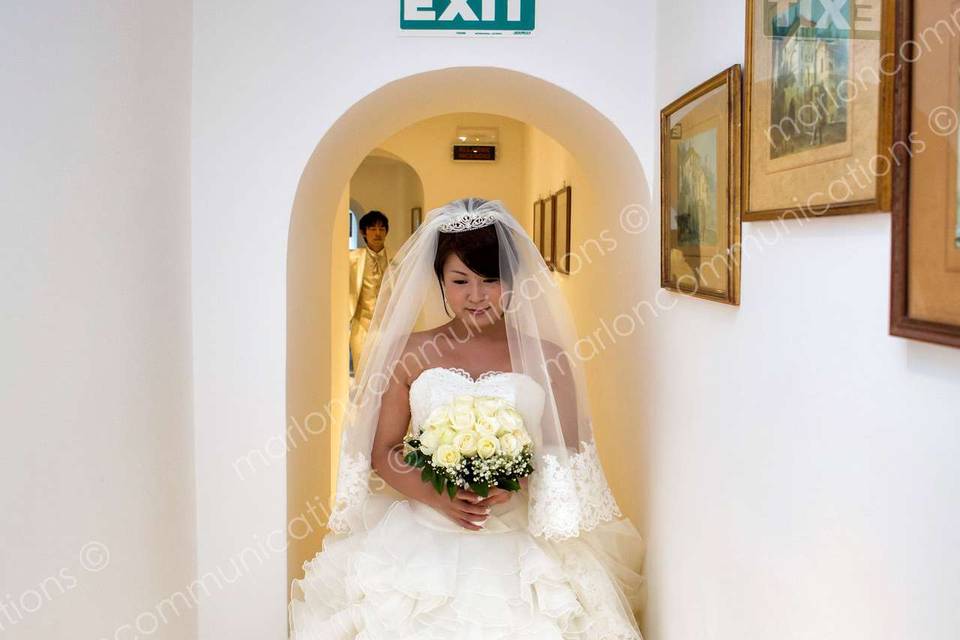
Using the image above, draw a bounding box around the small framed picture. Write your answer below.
[543,195,556,270]
[554,185,572,274]
[660,64,742,305]
[533,199,543,253]
[889,0,960,348]
[411,207,423,233]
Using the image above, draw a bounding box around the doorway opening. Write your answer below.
[286,67,653,592]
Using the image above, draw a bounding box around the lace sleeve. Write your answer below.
[527,440,623,541]
[327,451,372,534]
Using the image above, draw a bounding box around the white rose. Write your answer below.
[452,431,479,456]
[476,435,500,459]
[496,407,524,431]
[439,426,457,445]
[498,433,521,457]
[475,414,500,436]
[419,428,442,454]
[451,407,475,431]
[494,419,514,437]
[418,422,440,439]
[452,395,475,411]
[433,443,462,468]
[513,428,532,447]
[475,397,503,416]
[425,405,452,429]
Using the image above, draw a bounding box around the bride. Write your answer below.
[289,197,646,639]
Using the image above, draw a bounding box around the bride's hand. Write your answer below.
[429,478,529,530]
[477,476,529,508]
[475,486,512,508]
[431,489,493,531]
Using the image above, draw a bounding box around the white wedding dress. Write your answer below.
[289,367,646,639]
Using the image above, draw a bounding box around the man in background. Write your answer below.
[348,210,390,376]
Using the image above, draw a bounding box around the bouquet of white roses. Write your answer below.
[403,394,535,499]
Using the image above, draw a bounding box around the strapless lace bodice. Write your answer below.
[409,367,545,435]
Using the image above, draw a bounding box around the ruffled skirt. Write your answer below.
[289,489,645,639]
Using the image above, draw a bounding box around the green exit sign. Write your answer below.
[401,0,536,36]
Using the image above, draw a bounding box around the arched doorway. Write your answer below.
[286,66,653,591]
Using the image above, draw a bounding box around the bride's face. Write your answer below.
[442,253,503,328]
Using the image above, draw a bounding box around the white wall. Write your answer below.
[0,2,195,639]
[648,2,960,640]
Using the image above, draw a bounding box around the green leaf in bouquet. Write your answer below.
[446,480,458,499]
[501,477,521,491]
[432,473,444,494]
[470,481,490,498]
[421,466,434,483]
[404,451,418,466]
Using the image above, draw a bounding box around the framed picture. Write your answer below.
[411,206,422,233]
[889,0,960,348]
[543,195,556,270]
[533,198,544,253]
[743,0,895,221]
[660,64,742,305]
[554,185,573,274]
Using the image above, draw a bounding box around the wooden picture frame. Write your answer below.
[533,198,544,253]
[660,64,742,305]
[554,185,573,274]
[889,0,960,348]
[411,206,422,233]
[543,195,556,270]
[743,0,896,221]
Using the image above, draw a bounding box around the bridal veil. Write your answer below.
[329,197,628,542]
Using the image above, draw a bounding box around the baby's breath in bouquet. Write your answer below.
[403,394,535,499]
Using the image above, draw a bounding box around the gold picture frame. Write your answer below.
[554,185,572,274]
[533,198,544,254]
[889,0,960,348]
[660,64,742,305]
[743,0,896,221]
[411,206,422,233]
[543,195,556,270]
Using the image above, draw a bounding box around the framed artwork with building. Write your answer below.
[660,64,742,305]
[553,185,573,274]
[889,0,960,348]
[743,0,895,221]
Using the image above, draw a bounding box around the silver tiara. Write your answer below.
[438,211,497,233]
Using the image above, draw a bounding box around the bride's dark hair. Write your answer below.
[433,197,501,282]
[434,224,500,281]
